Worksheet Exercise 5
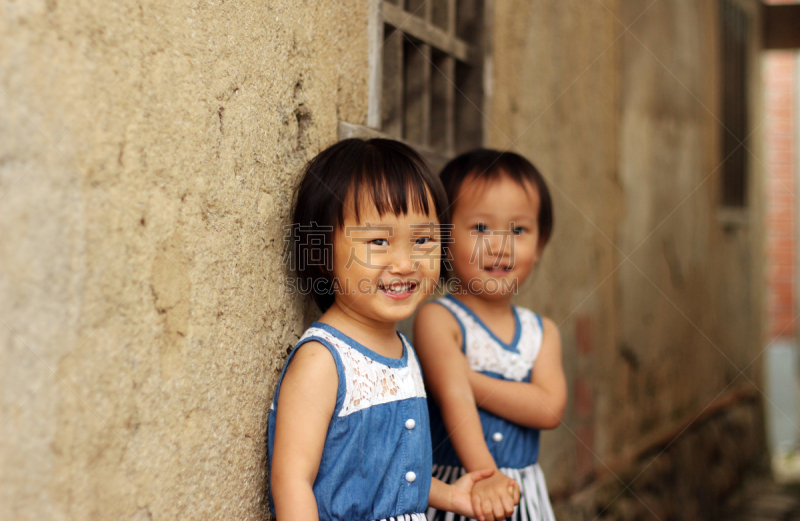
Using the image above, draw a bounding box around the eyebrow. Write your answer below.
[462,214,534,221]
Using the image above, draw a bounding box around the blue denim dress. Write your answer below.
[427,295,556,521]
[268,322,432,521]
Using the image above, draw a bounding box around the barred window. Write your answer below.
[341,0,488,170]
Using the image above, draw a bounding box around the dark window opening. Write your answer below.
[719,0,750,208]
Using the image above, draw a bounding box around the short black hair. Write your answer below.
[439,149,553,249]
[290,138,449,312]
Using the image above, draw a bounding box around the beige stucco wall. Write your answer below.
[491,0,764,494]
[490,0,623,492]
[0,1,368,519]
[1,0,766,518]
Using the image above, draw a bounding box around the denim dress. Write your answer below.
[427,295,556,521]
[268,322,432,521]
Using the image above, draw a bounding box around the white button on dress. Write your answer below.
[492,432,504,442]
[405,471,417,483]
[405,418,416,430]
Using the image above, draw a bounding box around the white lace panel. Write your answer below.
[298,327,427,417]
[438,299,543,382]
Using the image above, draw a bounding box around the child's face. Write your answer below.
[449,173,541,300]
[330,191,442,325]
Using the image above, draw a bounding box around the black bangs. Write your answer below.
[291,138,449,312]
[346,142,437,228]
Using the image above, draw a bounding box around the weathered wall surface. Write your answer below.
[613,0,763,458]
[0,1,368,519]
[555,396,764,521]
[490,0,765,509]
[489,0,624,492]
[1,0,767,519]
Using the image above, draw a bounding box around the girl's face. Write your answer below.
[330,191,442,326]
[449,173,541,301]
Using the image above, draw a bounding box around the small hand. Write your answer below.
[470,471,520,521]
[448,468,495,520]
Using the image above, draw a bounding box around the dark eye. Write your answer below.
[370,238,389,246]
[415,237,433,245]
[474,223,488,233]
[513,227,526,235]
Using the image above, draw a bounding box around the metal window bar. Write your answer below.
[379,0,483,156]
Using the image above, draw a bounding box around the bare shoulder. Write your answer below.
[413,300,468,390]
[539,316,560,338]
[536,315,562,359]
[416,300,458,327]
[414,300,461,343]
[278,339,339,419]
[284,340,338,382]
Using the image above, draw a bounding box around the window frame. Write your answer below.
[339,0,494,171]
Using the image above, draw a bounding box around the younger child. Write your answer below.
[416,150,566,521]
[268,139,517,521]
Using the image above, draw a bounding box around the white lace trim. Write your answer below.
[298,327,427,417]
[438,298,543,382]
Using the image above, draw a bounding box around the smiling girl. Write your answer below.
[268,139,514,521]
[416,149,566,521]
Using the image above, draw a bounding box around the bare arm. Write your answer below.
[469,317,566,430]
[415,303,518,521]
[270,341,338,521]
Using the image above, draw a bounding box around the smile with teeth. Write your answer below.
[379,282,418,294]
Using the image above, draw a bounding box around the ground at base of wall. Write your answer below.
[551,399,765,521]
[724,474,800,521]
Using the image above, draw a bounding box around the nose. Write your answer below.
[389,246,414,275]
[483,232,514,268]
[485,233,508,256]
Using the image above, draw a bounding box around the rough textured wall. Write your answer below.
[615,2,767,493]
[489,0,623,492]
[613,0,764,455]
[0,1,368,519]
[490,0,765,501]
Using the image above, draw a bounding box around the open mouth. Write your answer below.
[378,281,418,297]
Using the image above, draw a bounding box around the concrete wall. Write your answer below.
[489,0,623,492]
[0,0,766,519]
[491,0,765,507]
[0,1,368,519]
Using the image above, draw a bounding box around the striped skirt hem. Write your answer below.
[375,513,427,521]
[426,463,556,521]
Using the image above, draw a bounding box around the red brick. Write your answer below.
[765,52,797,343]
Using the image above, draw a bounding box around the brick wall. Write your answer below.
[765,52,798,339]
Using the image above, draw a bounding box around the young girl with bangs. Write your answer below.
[417,150,566,521]
[268,139,518,521]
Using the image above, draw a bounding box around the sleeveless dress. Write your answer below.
[426,295,556,521]
[268,322,432,521]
